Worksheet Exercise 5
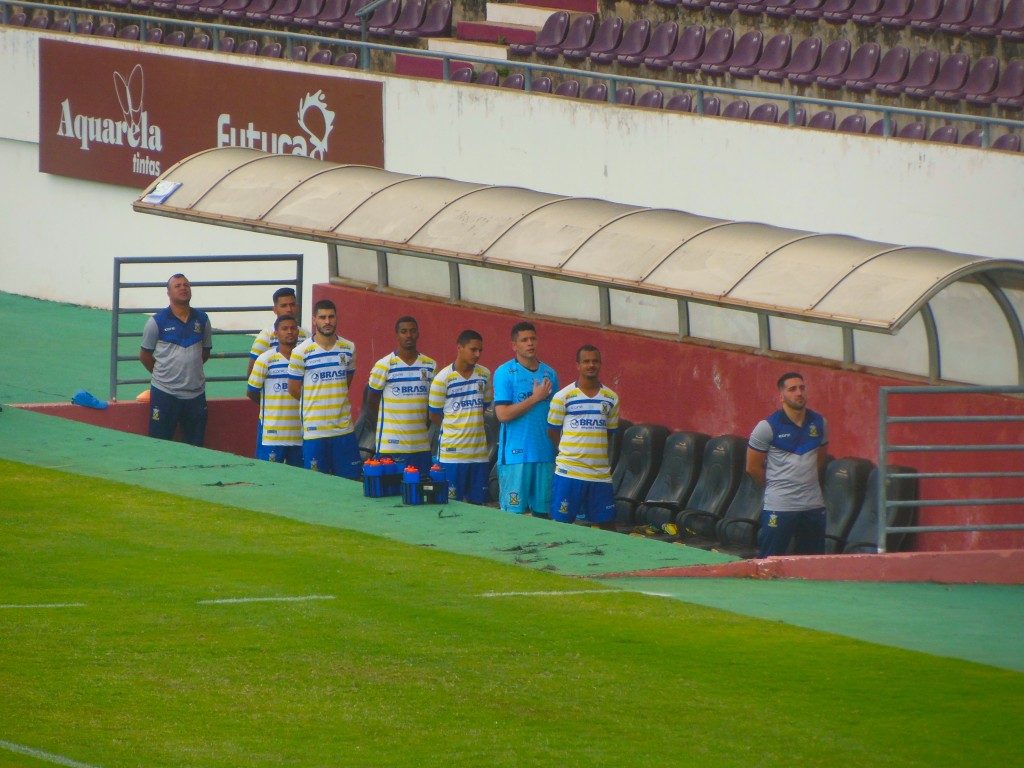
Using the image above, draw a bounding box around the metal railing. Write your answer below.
[110,254,302,400]
[877,384,1024,553]
[6,0,1024,145]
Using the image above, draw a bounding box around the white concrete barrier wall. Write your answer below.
[2,26,1022,325]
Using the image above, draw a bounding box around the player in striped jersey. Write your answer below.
[428,330,493,504]
[247,287,309,376]
[364,316,437,474]
[246,315,302,466]
[287,299,360,479]
[547,345,620,530]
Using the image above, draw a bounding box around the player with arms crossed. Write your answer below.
[428,330,493,504]
[547,345,619,531]
[287,299,360,479]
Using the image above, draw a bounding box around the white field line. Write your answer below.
[0,603,85,609]
[197,594,336,605]
[0,739,103,768]
[477,589,620,598]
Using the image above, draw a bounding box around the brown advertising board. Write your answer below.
[39,38,384,188]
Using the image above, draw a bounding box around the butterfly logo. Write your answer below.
[113,64,144,130]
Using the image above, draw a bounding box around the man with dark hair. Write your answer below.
[429,329,492,503]
[287,299,360,478]
[363,316,437,474]
[746,372,829,557]
[547,345,619,530]
[493,321,559,516]
[247,287,309,376]
[139,273,212,446]
[247,315,302,466]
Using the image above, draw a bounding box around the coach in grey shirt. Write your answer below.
[746,371,828,558]
[139,274,212,446]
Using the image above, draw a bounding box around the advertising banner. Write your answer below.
[39,38,384,188]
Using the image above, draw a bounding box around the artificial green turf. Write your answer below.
[1,460,1022,768]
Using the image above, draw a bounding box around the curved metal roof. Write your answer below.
[132,147,1024,332]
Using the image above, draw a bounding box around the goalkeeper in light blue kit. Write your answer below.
[547,344,619,531]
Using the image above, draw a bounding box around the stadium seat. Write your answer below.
[674,27,732,74]
[703,30,762,77]
[722,99,750,119]
[542,14,593,59]
[592,18,644,66]
[936,56,999,103]
[680,0,709,8]
[928,124,960,143]
[6,11,27,25]
[759,36,820,82]
[823,458,873,554]
[563,16,620,62]
[187,32,211,48]
[665,93,693,111]
[838,114,866,133]
[367,0,403,36]
[913,0,973,30]
[51,17,71,32]
[822,0,867,22]
[553,79,581,97]
[450,66,474,82]
[808,109,837,129]
[221,0,256,19]
[620,21,675,67]
[853,0,909,23]
[500,73,526,89]
[267,0,303,22]
[145,26,164,43]
[582,82,609,101]
[118,23,140,39]
[244,0,279,20]
[891,0,941,26]
[529,75,553,93]
[966,58,1023,105]
[989,0,1024,38]
[777,105,807,125]
[312,0,349,27]
[961,128,985,146]
[290,44,309,61]
[634,431,709,528]
[733,32,788,79]
[289,0,327,26]
[237,39,259,55]
[749,102,779,122]
[130,0,153,8]
[820,43,880,90]
[763,0,798,15]
[164,30,186,46]
[340,0,374,32]
[675,435,746,539]
[904,53,969,100]
[843,467,918,553]
[605,419,632,476]
[876,48,939,95]
[28,13,50,29]
[738,0,770,15]
[655,0,680,6]
[897,121,927,139]
[645,23,704,71]
[75,20,94,34]
[695,95,721,115]
[992,132,1022,150]
[949,0,1001,31]
[217,36,236,52]
[393,0,450,39]
[709,0,740,13]
[847,45,908,93]
[611,424,670,527]
[791,0,831,19]
[615,86,636,104]
[95,22,116,36]
[637,89,665,108]
[509,11,568,57]
[195,0,231,15]
[714,473,765,550]
[789,39,850,86]
[382,0,425,36]
[868,116,898,135]
[476,70,499,86]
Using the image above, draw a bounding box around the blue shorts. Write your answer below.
[441,461,489,504]
[379,451,433,475]
[550,473,615,524]
[303,433,361,479]
[498,462,553,515]
[148,387,207,446]
[256,443,303,467]
[757,507,826,558]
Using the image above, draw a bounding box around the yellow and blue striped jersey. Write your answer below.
[428,364,492,463]
[247,349,302,446]
[547,383,620,481]
[368,353,437,454]
[249,324,310,361]
[288,337,356,440]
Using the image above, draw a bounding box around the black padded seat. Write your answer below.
[635,431,709,527]
[675,435,747,538]
[823,457,874,553]
[607,418,633,478]
[611,424,670,527]
[351,384,377,460]
[844,466,918,553]
[714,473,765,549]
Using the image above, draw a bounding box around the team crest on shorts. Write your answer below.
[151,406,160,422]
[767,512,778,528]
[508,491,520,507]
[448,486,457,499]
[310,459,319,472]
[559,499,569,515]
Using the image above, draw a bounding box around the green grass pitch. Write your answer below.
[1,459,1021,767]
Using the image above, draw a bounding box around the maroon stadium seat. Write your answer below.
[759,36,819,82]
[674,26,732,74]
[644,23,703,71]
[620,21,675,67]
[563,16,620,62]
[733,32,788,79]
[509,11,568,56]
[704,30,762,77]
